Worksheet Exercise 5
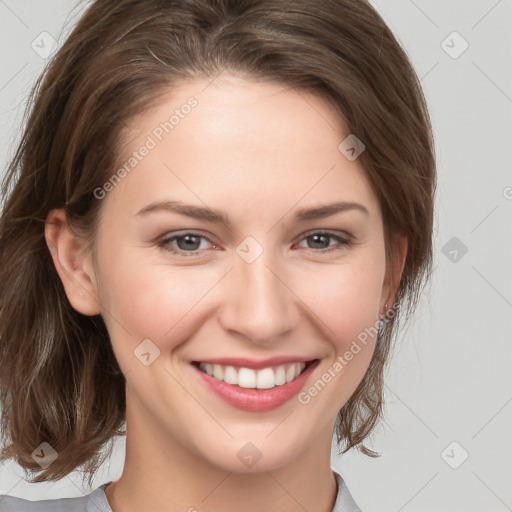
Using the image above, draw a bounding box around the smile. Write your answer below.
[197,362,308,389]
[192,358,320,412]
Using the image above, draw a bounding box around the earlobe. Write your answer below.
[381,233,408,314]
[44,209,101,316]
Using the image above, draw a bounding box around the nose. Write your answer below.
[218,250,300,346]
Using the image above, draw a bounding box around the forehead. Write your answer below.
[106,76,380,223]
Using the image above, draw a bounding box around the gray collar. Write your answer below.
[86,470,362,512]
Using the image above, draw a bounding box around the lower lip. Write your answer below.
[193,361,319,412]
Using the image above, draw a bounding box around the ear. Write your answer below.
[44,208,101,316]
[380,232,408,314]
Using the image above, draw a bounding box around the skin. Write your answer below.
[45,73,407,512]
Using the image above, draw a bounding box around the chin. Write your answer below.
[190,423,321,474]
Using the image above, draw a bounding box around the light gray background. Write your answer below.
[1,1,511,511]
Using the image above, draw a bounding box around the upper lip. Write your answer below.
[193,356,318,370]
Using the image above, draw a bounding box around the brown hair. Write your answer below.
[0,0,436,486]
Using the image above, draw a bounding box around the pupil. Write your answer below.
[179,235,200,251]
[310,234,328,249]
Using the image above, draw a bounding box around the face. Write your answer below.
[64,75,401,473]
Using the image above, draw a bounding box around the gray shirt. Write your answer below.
[0,470,362,511]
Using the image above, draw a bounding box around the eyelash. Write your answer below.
[157,230,353,257]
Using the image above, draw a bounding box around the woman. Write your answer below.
[0,1,436,510]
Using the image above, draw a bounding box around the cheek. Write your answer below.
[293,258,385,345]
[292,261,385,416]
[96,249,224,355]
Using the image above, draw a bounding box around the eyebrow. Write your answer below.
[135,200,369,226]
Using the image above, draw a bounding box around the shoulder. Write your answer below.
[0,494,88,512]
[0,483,111,512]
[332,470,363,512]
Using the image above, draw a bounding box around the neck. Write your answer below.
[105,391,338,512]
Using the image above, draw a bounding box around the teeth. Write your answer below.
[198,362,307,389]
[285,364,296,383]
[213,364,224,381]
[256,367,275,389]
[274,365,286,385]
[238,368,256,388]
[223,365,238,385]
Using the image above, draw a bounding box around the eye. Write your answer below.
[157,230,352,257]
[158,232,217,257]
[295,231,353,253]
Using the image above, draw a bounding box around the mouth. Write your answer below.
[191,358,320,412]
[192,360,317,389]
